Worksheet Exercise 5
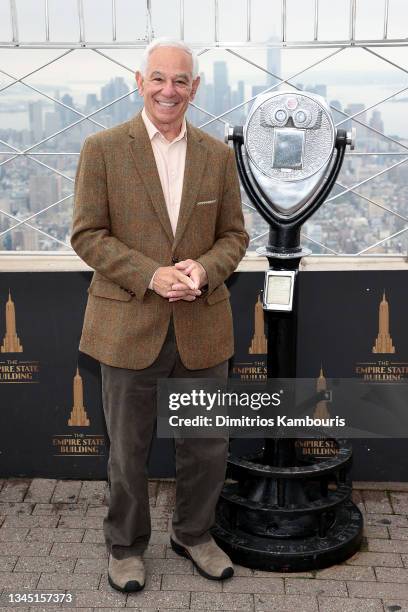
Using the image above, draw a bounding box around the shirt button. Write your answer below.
[172,256,179,264]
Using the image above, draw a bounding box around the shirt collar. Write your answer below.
[142,107,187,144]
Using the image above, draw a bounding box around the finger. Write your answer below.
[169,295,196,302]
[175,270,195,289]
[167,291,198,299]
[171,282,197,291]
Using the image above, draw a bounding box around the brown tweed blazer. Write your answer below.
[71,112,249,370]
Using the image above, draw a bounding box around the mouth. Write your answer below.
[155,100,178,109]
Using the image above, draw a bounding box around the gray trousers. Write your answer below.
[100,320,228,559]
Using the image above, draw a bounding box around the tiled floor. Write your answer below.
[0,478,407,610]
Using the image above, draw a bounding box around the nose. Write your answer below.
[161,79,177,97]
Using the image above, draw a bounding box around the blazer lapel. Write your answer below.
[128,113,174,244]
[173,123,207,251]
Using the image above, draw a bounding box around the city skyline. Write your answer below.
[0,42,408,256]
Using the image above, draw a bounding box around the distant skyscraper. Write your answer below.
[266,38,281,88]
[29,175,59,213]
[28,101,43,142]
[213,62,230,116]
[369,110,384,134]
[100,77,131,124]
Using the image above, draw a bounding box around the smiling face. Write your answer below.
[136,46,200,140]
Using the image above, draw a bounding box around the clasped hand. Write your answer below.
[152,259,208,302]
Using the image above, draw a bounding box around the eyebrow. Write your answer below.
[149,70,191,80]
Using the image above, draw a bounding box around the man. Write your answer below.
[71,38,248,592]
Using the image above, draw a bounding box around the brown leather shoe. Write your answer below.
[170,533,234,580]
[108,554,145,592]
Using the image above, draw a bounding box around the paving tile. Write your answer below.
[2,515,59,528]
[316,565,376,580]
[347,551,403,566]
[150,506,172,519]
[0,542,51,557]
[0,503,33,516]
[375,566,408,582]
[162,573,221,592]
[127,590,190,608]
[32,502,87,516]
[368,538,408,553]
[0,526,29,542]
[253,569,313,578]
[75,557,108,574]
[143,544,166,559]
[366,513,408,528]
[254,594,317,611]
[0,571,40,589]
[402,554,408,568]
[37,571,101,590]
[156,482,176,507]
[285,578,347,597]
[348,581,408,599]
[25,480,57,504]
[391,492,408,514]
[83,528,104,544]
[144,558,193,575]
[78,481,107,505]
[51,481,82,504]
[73,590,126,607]
[190,592,253,610]
[59,515,102,529]
[86,506,108,518]
[363,524,389,538]
[317,596,383,611]
[26,528,85,543]
[0,556,17,571]
[148,481,159,507]
[390,527,408,540]
[222,576,283,594]
[50,542,107,558]
[14,555,76,573]
[151,518,169,531]
[0,480,30,503]
[150,531,170,545]
[362,490,393,514]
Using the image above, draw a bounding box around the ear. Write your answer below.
[189,75,201,101]
[135,71,144,96]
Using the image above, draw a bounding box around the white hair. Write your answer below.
[140,37,199,79]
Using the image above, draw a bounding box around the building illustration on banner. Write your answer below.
[52,366,105,457]
[356,289,408,380]
[249,294,267,354]
[372,291,395,354]
[314,366,330,420]
[296,365,339,458]
[68,368,90,427]
[0,290,40,382]
[1,290,23,353]
[232,292,267,380]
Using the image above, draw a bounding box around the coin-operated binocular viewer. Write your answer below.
[213,92,363,571]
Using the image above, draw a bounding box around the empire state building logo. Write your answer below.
[249,294,267,354]
[1,290,23,353]
[372,291,395,354]
[68,368,90,427]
